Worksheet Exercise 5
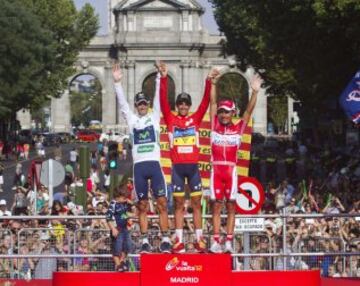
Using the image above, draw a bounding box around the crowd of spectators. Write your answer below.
[0,137,358,278]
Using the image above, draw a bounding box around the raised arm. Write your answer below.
[158,62,171,124]
[242,74,263,125]
[113,64,135,124]
[194,76,211,123]
[152,62,161,122]
[208,68,221,128]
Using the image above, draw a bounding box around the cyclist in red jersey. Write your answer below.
[159,62,219,253]
[209,70,263,253]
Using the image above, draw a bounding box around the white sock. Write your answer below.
[195,229,203,241]
[175,229,183,243]
[142,237,149,244]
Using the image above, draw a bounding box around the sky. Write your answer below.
[73,0,220,35]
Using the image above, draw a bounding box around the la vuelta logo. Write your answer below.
[165,257,203,272]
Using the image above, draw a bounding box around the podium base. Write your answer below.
[52,270,321,286]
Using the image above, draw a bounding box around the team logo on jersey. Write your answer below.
[211,132,239,146]
[133,126,156,145]
[173,126,196,146]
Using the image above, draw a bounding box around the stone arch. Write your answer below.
[67,69,105,129]
[216,67,250,116]
[141,71,176,110]
[68,66,107,92]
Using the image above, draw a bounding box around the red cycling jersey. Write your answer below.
[160,77,211,164]
[210,116,246,200]
[211,116,245,165]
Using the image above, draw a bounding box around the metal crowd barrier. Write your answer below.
[0,213,359,277]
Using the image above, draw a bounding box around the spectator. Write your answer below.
[0,200,11,216]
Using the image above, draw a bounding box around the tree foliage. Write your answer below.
[268,96,288,133]
[210,0,360,121]
[217,73,249,115]
[0,0,99,120]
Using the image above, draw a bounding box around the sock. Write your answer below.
[213,234,220,243]
[226,234,233,241]
[195,229,203,241]
[175,229,183,243]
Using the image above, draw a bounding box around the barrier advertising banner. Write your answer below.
[141,254,231,286]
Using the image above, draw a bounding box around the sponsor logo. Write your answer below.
[133,126,156,145]
[137,145,155,153]
[173,127,197,146]
[177,146,193,153]
[166,257,180,271]
[165,257,203,272]
[211,132,239,146]
[173,126,196,138]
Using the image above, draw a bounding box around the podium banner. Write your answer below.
[160,114,253,188]
[141,254,231,286]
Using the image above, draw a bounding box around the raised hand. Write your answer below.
[208,67,221,84]
[250,74,263,92]
[112,64,123,83]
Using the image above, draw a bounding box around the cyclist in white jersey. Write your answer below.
[113,63,171,253]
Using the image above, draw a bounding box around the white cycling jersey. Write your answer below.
[114,73,161,164]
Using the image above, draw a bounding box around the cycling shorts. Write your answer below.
[172,163,202,197]
[133,161,166,200]
[210,164,237,201]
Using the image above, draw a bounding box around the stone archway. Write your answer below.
[216,72,249,116]
[68,74,103,129]
[51,64,116,133]
[142,72,176,110]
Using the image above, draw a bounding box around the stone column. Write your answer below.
[16,109,32,130]
[126,60,136,108]
[102,61,117,132]
[244,68,267,134]
[51,90,71,132]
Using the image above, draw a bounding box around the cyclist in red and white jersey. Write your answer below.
[159,62,219,253]
[209,70,263,253]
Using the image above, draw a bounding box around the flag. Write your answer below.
[339,70,360,125]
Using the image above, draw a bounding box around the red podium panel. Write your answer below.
[52,272,139,286]
[141,254,231,286]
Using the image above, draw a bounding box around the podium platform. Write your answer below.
[52,270,321,286]
[52,254,321,286]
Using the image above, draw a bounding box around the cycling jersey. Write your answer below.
[210,116,246,200]
[211,116,245,165]
[160,76,211,164]
[115,74,161,164]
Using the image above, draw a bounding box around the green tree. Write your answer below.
[0,0,99,121]
[268,96,288,134]
[217,73,249,115]
[0,0,56,119]
[210,0,360,125]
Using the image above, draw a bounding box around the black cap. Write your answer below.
[135,92,149,105]
[176,92,192,106]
